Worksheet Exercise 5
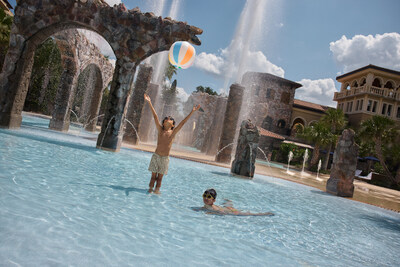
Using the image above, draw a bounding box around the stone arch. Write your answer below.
[291,117,306,128]
[0,0,202,152]
[262,116,273,130]
[359,77,366,86]
[372,77,383,87]
[344,83,350,90]
[308,120,318,126]
[351,80,358,88]
[384,80,394,89]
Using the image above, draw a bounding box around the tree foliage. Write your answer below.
[24,38,63,115]
[195,85,218,96]
[357,115,398,185]
[0,9,13,70]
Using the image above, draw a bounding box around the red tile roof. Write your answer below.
[258,127,285,140]
[293,99,330,112]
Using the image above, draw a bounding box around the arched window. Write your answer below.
[360,78,366,86]
[372,78,382,87]
[262,116,273,130]
[344,83,350,90]
[384,81,394,89]
[277,119,286,129]
[351,81,358,88]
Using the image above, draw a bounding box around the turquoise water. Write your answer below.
[0,115,399,266]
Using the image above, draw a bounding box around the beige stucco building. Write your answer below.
[334,65,400,128]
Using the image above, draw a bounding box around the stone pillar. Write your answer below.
[138,83,159,143]
[215,84,244,163]
[123,64,153,144]
[326,129,359,197]
[0,38,35,129]
[96,58,136,152]
[231,120,260,178]
[205,96,228,155]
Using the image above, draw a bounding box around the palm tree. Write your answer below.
[358,115,396,184]
[297,121,334,168]
[320,108,347,170]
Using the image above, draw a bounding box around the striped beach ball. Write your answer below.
[168,41,196,69]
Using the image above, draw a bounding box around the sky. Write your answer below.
[7,0,400,107]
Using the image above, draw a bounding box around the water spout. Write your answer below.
[316,159,323,181]
[286,151,294,175]
[124,119,141,144]
[301,149,310,177]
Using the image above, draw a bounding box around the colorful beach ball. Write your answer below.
[168,41,196,69]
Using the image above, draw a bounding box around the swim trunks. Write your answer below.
[148,153,170,175]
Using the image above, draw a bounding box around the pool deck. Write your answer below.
[123,142,400,213]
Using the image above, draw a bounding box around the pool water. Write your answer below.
[0,115,399,266]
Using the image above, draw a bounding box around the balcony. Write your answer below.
[333,85,400,101]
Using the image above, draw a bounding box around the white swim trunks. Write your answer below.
[148,153,170,175]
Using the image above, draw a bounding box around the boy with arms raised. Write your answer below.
[144,93,200,194]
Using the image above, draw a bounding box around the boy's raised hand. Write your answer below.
[193,104,201,112]
[144,93,151,103]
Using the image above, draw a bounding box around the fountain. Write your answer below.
[124,119,141,144]
[286,151,294,175]
[231,120,260,178]
[316,159,323,181]
[300,149,310,177]
[257,147,272,168]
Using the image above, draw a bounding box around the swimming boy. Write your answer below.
[144,93,200,194]
[198,189,274,216]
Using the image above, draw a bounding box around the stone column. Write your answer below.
[96,58,136,152]
[138,83,159,143]
[326,129,359,197]
[215,84,244,163]
[205,96,228,155]
[123,64,153,144]
[231,120,260,178]
[0,37,35,129]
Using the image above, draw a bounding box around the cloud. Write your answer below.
[295,78,338,107]
[330,32,400,72]
[193,41,284,79]
[104,0,122,6]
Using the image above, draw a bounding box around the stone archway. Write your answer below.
[0,0,202,152]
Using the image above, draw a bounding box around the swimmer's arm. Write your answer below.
[172,104,200,136]
[144,93,162,132]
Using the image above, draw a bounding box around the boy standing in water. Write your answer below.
[144,93,200,194]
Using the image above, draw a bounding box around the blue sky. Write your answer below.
[7,0,400,106]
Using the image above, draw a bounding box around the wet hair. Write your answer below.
[204,189,217,199]
[162,116,175,130]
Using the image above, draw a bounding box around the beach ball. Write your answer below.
[168,41,196,69]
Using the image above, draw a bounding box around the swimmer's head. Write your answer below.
[203,189,216,205]
[162,116,175,130]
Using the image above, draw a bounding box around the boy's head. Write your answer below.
[203,188,217,205]
[162,116,175,130]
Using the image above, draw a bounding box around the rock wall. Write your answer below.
[326,129,359,197]
[231,120,260,178]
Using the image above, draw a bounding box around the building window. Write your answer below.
[382,103,387,115]
[254,85,261,96]
[359,100,363,111]
[349,101,353,112]
[266,88,275,99]
[277,119,286,129]
[345,102,349,112]
[262,116,273,130]
[372,78,381,87]
[397,107,400,119]
[372,101,378,113]
[355,100,359,111]
[281,92,290,104]
[387,105,392,117]
[367,100,372,111]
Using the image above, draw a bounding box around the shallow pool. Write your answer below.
[0,115,399,266]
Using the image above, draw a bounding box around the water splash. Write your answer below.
[301,149,310,177]
[257,147,272,169]
[287,151,294,174]
[215,143,234,157]
[124,118,141,144]
[316,159,323,181]
[99,116,115,148]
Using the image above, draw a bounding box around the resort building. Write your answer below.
[334,64,400,128]
[0,0,13,16]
